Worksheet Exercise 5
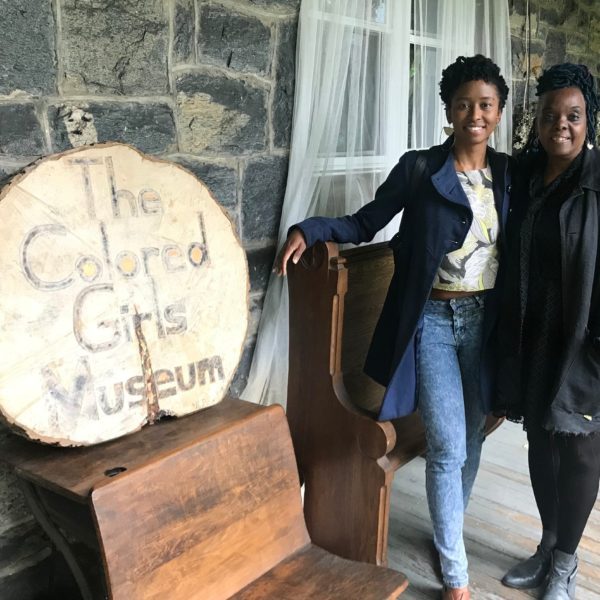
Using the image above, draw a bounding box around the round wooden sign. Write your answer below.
[0,143,248,446]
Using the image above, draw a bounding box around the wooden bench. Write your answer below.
[2,397,408,599]
[287,241,501,566]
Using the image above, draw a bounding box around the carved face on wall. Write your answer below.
[62,107,98,147]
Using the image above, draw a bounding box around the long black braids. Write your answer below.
[523,63,600,154]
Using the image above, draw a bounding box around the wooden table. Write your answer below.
[0,397,264,600]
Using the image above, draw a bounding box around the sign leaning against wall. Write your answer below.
[0,143,249,446]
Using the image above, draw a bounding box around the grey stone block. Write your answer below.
[512,79,538,109]
[174,0,195,64]
[48,102,177,155]
[273,21,297,148]
[0,160,30,188]
[566,31,588,54]
[176,71,268,154]
[228,335,257,398]
[242,0,301,15]
[247,293,265,338]
[0,0,56,96]
[198,4,272,75]
[510,0,527,15]
[247,245,276,293]
[576,8,593,29]
[511,37,545,73]
[0,533,83,600]
[0,519,50,576]
[0,463,50,595]
[0,104,45,157]
[0,557,56,600]
[221,207,240,239]
[539,7,562,27]
[544,30,567,66]
[241,155,288,242]
[558,0,577,22]
[60,0,169,95]
[0,168,14,189]
[173,156,238,208]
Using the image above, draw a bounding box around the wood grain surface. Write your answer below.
[0,144,248,445]
[91,402,408,599]
[0,396,259,502]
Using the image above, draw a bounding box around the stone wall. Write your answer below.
[2,0,600,597]
[509,0,600,147]
[0,0,298,597]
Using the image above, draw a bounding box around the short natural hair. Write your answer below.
[439,54,509,109]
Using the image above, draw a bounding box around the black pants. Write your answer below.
[528,425,600,554]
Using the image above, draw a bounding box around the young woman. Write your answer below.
[496,64,600,600]
[276,55,511,600]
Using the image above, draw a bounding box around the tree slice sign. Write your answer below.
[0,143,248,446]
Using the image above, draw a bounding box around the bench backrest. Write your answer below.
[336,242,425,452]
[287,241,425,463]
[91,404,309,600]
[337,242,394,414]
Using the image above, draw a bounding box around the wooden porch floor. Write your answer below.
[387,422,600,599]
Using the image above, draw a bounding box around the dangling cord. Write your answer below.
[523,0,530,120]
[515,0,534,150]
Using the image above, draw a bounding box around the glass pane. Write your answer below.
[411,0,439,37]
[334,30,382,155]
[409,43,439,149]
[316,170,385,218]
[371,0,386,24]
[321,0,387,25]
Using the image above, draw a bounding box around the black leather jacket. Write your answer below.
[496,146,600,434]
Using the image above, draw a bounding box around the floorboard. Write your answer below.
[388,422,600,599]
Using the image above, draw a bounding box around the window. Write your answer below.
[306,0,511,219]
[311,0,445,217]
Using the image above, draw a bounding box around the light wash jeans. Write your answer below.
[417,295,487,589]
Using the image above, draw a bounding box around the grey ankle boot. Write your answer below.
[502,543,553,589]
[543,549,578,599]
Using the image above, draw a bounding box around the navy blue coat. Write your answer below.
[296,137,512,420]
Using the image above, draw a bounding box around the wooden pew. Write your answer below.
[287,241,501,566]
[91,399,408,599]
[2,397,408,599]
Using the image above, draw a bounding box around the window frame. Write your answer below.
[312,1,443,177]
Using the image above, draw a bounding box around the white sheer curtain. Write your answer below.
[242,0,512,408]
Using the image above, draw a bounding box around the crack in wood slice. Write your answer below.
[133,306,160,424]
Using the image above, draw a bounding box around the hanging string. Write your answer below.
[523,0,530,117]
[514,0,533,149]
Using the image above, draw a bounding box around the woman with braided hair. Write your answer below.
[496,63,600,599]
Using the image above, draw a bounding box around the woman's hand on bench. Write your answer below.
[274,228,307,276]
